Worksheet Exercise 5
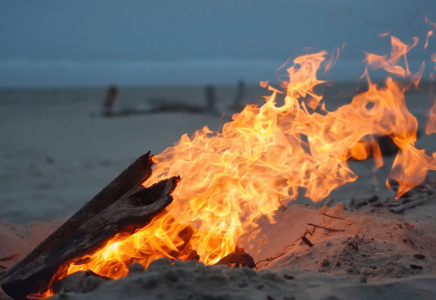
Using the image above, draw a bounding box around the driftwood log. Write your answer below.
[0,174,178,300]
[4,152,154,280]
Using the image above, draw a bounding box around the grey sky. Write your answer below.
[0,0,435,87]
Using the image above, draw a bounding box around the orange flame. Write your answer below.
[425,14,436,31]
[424,30,433,49]
[426,16,436,135]
[260,80,269,88]
[324,47,340,73]
[44,35,436,294]
[425,15,436,50]
[426,59,436,135]
[365,36,425,87]
[377,30,390,38]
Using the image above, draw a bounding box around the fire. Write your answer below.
[46,34,436,292]
[426,55,436,135]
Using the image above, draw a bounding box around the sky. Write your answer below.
[0,0,435,87]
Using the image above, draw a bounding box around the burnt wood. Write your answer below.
[3,152,154,280]
[215,247,255,269]
[0,176,179,300]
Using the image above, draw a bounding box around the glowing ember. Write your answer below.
[45,34,436,294]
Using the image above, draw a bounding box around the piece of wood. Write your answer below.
[307,223,345,232]
[215,247,255,269]
[322,213,346,220]
[351,195,378,209]
[316,197,334,208]
[3,152,154,280]
[390,194,436,213]
[0,176,178,300]
[301,235,314,247]
[377,135,399,156]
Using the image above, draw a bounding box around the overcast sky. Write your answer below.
[1,0,435,87]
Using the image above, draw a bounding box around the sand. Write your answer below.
[251,203,436,281]
[1,85,436,299]
[48,258,436,300]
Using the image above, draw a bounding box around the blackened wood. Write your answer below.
[307,223,345,232]
[410,264,424,270]
[377,135,399,156]
[215,247,255,269]
[301,235,314,247]
[0,176,178,300]
[4,152,154,279]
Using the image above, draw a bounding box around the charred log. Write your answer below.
[215,247,255,269]
[4,152,154,280]
[377,135,399,156]
[0,176,179,300]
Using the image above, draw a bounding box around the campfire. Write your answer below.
[1,33,436,299]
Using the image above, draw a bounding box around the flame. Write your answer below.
[425,14,436,31]
[44,35,436,294]
[426,68,436,135]
[424,15,436,50]
[425,30,433,49]
[426,17,436,135]
[324,47,340,73]
[377,30,390,38]
[260,81,269,88]
[424,15,436,134]
[428,98,436,135]
[365,36,425,87]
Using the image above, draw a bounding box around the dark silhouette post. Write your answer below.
[205,85,217,113]
[233,80,245,110]
[102,85,118,116]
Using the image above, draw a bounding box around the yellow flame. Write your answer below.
[45,36,436,295]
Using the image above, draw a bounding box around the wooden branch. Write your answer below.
[4,152,154,278]
[351,195,378,209]
[322,213,346,220]
[307,223,345,232]
[301,235,314,247]
[0,176,178,300]
[390,194,436,213]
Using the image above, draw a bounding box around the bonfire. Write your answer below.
[1,25,436,300]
